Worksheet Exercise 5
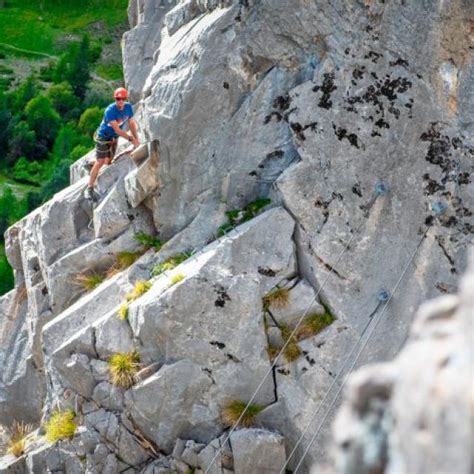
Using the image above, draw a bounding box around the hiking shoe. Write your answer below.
[85,187,100,202]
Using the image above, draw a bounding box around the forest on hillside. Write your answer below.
[0,0,129,294]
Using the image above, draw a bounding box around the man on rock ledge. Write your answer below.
[85,87,140,202]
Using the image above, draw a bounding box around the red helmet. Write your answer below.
[114,87,128,99]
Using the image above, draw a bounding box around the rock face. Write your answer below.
[0,0,473,472]
[332,249,474,474]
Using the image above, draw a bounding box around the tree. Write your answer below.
[12,76,39,114]
[78,106,102,136]
[7,120,36,164]
[46,82,79,117]
[54,35,91,100]
[25,96,61,149]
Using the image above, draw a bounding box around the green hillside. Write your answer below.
[0,0,130,295]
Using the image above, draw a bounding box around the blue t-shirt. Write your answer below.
[96,102,134,140]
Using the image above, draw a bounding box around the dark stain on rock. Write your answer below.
[214,284,231,307]
[332,124,360,148]
[313,72,337,109]
[210,341,226,349]
[352,184,363,197]
[389,58,409,68]
[258,266,276,277]
[422,174,445,195]
[364,51,383,63]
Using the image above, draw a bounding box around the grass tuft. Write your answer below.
[263,287,290,310]
[280,325,302,362]
[169,273,185,286]
[118,302,128,321]
[74,272,105,291]
[222,400,264,427]
[44,410,76,444]
[108,352,140,388]
[5,421,34,457]
[116,251,142,269]
[150,252,192,277]
[126,280,152,302]
[296,310,336,340]
[134,232,163,251]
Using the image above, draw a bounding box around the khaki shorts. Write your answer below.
[94,134,118,161]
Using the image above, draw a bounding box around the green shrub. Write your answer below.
[108,352,140,388]
[117,302,128,321]
[169,273,185,286]
[126,280,152,302]
[151,252,191,277]
[134,232,162,251]
[217,198,271,236]
[222,400,264,427]
[44,410,76,443]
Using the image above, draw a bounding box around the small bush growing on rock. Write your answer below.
[263,287,290,310]
[126,280,152,302]
[266,343,280,362]
[217,198,272,236]
[74,272,105,291]
[151,252,192,277]
[107,251,143,278]
[134,232,163,251]
[296,309,335,340]
[44,410,76,443]
[169,273,185,285]
[222,400,264,427]
[5,421,34,457]
[280,325,301,362]
[118,302,128,320]
[108,351,140,388]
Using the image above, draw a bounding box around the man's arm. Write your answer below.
[110,120,138,145]
[128,118,140,147]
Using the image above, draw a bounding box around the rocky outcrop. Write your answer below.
[332,249,474,474]
[0,0,473,472]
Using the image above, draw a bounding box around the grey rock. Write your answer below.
[180,439,206,467]
[332,249,474,474]
[117,425,150,466]
[123,1,178,102]
[0,455,26,474]
[198,435,233,474]
[230,428,286,474]
[126,359,214,452]
[92,382,125,412]
[94,310,135,359]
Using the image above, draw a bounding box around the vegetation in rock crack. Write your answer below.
[217,198,272,236]
[44,410,76,443]
[126,280,152,302]
[74,271,105,291]
[296,308,335,340]
[169,273,186,286]
[118,302,128,321]
[4,421,34,457]
[150,251,192,277]
[266,342,280,362]
[106,251,143,278]
[263,287,290,310]
[134,232,163,251]
[280,324,302,362]
[108,351,140,388]
[222,400,264,427]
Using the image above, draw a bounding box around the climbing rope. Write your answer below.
[287,222,432,473]
[204,183,389,473]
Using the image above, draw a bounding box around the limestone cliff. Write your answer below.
[0,0,472,473]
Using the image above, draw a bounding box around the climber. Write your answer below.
[84,87,140,201]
